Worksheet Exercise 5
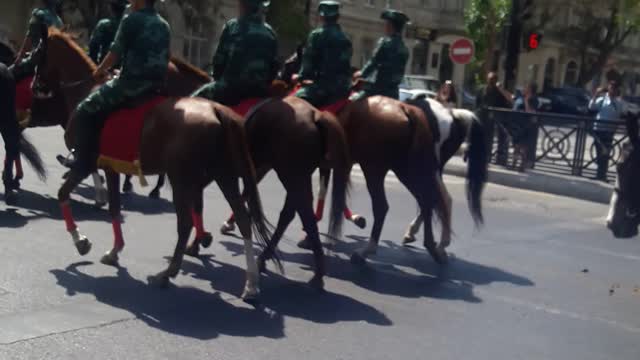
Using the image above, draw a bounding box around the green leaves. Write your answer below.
[464,0,510,73]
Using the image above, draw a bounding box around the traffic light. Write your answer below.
[525,32,543,50]
[521,0,534,20]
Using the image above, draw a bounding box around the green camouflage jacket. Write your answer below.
[212,13,278,91]
[299,22,352,93]
[89,15,123,64]
[360,34,408,94]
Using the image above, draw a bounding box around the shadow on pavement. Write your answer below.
[179,255,392,327]
[218,232,534,305]
[73,182,175,215]
[49,261,285,341]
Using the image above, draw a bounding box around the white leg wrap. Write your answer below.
[241,235,260,298]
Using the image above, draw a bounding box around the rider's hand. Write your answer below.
[353,70,362,80]
[301,80,313,86]
[291,73,300,83]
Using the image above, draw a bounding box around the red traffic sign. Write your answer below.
[449,38,474,65]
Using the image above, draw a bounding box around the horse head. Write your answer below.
[607,111,640,238]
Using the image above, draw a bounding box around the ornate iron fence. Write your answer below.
[484,108,629,183]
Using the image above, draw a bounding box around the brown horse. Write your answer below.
[33,28,279,301]
[336,96,452,265]
[161,64,352,290]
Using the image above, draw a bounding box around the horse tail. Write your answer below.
[215,107,282,272]
[403,105,451,237]
[315,111,351,242]
[18,133,47,181]
[460,110,488,226]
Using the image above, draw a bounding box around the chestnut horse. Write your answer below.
[33,28,279,301]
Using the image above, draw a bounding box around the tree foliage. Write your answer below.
[558,0,640,86]
[464,0,510,75]
[267,0,309,46]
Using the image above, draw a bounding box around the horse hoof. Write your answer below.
[242,294,260,307]
[308,276,325,292]
[220,221,235,235]
[425,243,448,265]
[75,238,92,256]
[350,252,366,266]
[297,237,312,250]
[122,182,133,194]
[100,252,119,267]
[352,215,367,229]
[185,243,200,257]
[4,190,17,205]
[148,189,160,199]
[94,200,107,208]
[198,232,213,248]
[62,171,70,180]
[147,274,170,288]
[402,234,417,245]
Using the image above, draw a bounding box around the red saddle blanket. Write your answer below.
[97,96,167,176]
[15,76,34,111]
[230,98,263,118]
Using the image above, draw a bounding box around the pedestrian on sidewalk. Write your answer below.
[589,80,627,181]
[511,82,540,172]
[437,80,458,109]
[476,72,513,165]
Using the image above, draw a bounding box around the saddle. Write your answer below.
[97,96,167,183]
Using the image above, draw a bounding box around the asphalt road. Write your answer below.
[0,127,639,360]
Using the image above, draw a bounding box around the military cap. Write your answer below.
[318,1,341,18]
[381,9,410,29]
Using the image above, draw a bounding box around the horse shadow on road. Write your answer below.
[49,261,285,341]
[178,253,392,327]
[218,232,534,305]
[0,189,107,227]
[73,183,174,215]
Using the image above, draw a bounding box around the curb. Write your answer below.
[443,157,613,204]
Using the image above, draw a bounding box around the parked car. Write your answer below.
[542,87,591,116]
[400,75,440,98]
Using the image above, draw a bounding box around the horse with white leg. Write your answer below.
[402,96,489,245]
[33,28,279,301]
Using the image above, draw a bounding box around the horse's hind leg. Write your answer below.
[220,166,269,234]
[92,172,107,207]
[403,212,423,245]
[316,168,366,229]
[291,174,325,289]
[101,171,125,266]
[122,174,133,194]
[185,189,213,257]
[149,174,165,199]
[58,173,92,256]
[148,181,194,288]
[218,176,260,301]
[257,193,296,273]
[351,166,389,265]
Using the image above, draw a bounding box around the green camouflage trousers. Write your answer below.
[72,78,153,177]
[192,80,269,106]
[295,82,350,108]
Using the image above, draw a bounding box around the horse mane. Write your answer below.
[170,56,211,82]
[48,27,97,71]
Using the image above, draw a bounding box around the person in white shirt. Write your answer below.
[589,80,627,181]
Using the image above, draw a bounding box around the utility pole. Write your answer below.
[504,0,523,92]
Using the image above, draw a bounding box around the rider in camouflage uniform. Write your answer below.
[68,0,170,180]
[88,0,128,64]
[191,0,278,106]
[295,1,353,108]
[10,0,64,81]
[351,10,409,101]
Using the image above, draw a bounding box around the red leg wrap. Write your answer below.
[315,199,325,221]
[112,219,124,250]
[227,212,235,223]
[191,209,206,238]
[60,202,77,232]
[15,157,23,177]
[343,207,353,220]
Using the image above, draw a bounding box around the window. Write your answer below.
[544,58,556,91]
[564,61,579,86]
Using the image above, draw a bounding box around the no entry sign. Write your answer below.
[450,38,474,65]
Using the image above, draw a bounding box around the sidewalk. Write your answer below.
[443,156,614,204]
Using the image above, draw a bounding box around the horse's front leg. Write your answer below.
[92,172,107,207]
[59,173,92,256]
[101,171,125,266]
